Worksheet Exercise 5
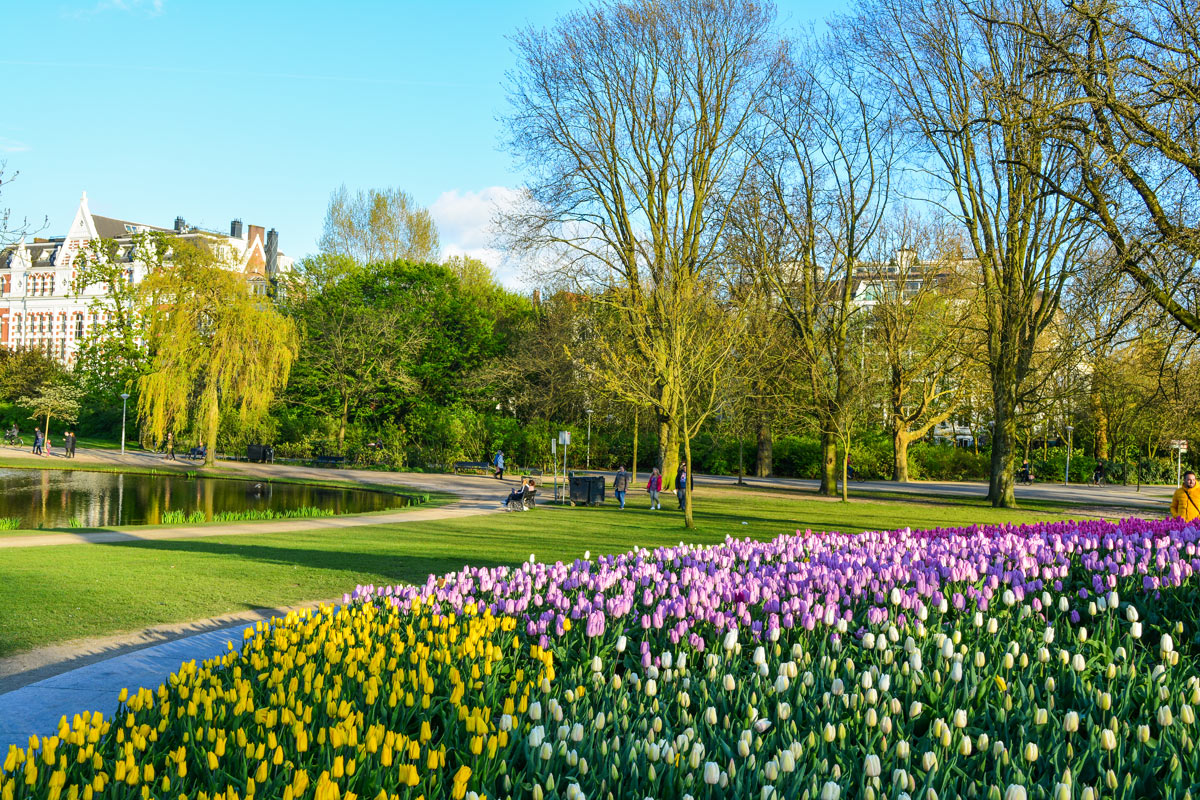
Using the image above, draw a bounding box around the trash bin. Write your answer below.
[246,444,265,462]
[568,474,607,505]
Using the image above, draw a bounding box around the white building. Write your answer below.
[0,193,292,363]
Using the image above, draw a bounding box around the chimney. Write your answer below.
[266,229,279,276]
[230,219,244,239]
[174,216,186,233]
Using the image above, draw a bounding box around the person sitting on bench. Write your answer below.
[501,478,536,509]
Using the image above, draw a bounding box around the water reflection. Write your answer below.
[0,469,408,528]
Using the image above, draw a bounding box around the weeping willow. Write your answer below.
[137,237,298,466]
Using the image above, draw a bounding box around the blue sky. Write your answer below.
[2,0,842,286]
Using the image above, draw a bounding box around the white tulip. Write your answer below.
[617,635,627,652]
[1063,711,1079,733]
[1161,634,1175,654]
[703,762,720,785]
[1023,742,1039,762]
[820,781,841,800]
[922,751,937,771]
[1072,653,1086,672]
[1131,622,1142,639]
[864,754,881,778]
[723,629,738,651]
[780,751,796,773]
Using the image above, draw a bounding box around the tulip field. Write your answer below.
[4,517,1200,800]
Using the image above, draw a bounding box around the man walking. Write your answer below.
[492,449,505,480]
[166,431,176,461]
[65,430,76,458]
[613,465,629,509]
[32,427,43,456]
[1171,470,1200,522]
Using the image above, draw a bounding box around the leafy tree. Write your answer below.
[137,237,298,466]
[0,347,63,404]
[285,257,424,451]
[19,380,84,451]
[319,185,440,265]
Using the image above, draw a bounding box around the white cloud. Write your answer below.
[65,0,164,18]
[0,138,29,153]
[431,186,529,290]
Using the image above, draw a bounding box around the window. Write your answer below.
[75,317,84,339]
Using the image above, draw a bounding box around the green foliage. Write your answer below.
[18,379,84,438]
[0,517,19,530]
[0,347,63,404]
[138,236,298,465]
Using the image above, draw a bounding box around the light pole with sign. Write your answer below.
[1064,425,1074,485]
[1172,440,1189,485]
[585,410,593,470]
[558,430,571,503]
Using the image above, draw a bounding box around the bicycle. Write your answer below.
[1016,473,1034,487]
[3,432,23,447]
[1087,473,1106,487]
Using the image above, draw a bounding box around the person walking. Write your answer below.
[646,467,663,510]
[492,449,505,480]
[613,465,629,509]
[166,432,176,461]
[675,462,688,511]
[65,430,76,458]
[32,427,43,456]
[1171,470,1200,522]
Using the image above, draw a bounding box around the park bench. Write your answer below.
[453,461,493,474]
[506,486,538,512]
[184,446,207,461]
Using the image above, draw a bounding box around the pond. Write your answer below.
[0,469,412,529]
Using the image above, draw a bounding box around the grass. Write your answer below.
[0,487,1092,657]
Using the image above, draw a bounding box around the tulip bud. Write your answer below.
[922,751,937,772]
[1023,743,1038,762]
[1138,725,1151,743]
[1131,622,1142,639]
[703,761,720,785]
[1162,634,1175,655]
[1159,706,1174,727]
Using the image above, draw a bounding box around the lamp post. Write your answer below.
[585,409,593,470]
[119,393,130,455]
[1064,425,1074,486]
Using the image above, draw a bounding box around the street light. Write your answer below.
[1064,425,1074,486]
[585,409,593,470]
[119,393,130,455]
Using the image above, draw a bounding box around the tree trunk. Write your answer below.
[987,377,1017,508]
[755,420,773,477]
[737,433,745,486]
[682,429,695,529]
[1094,405,1109,460]
[841,442,849,502]
[337,394,349,452]
[657,414,679,489]
[44,413,51,458]
[632,410,639,486]
[818,431,837,496]
[892,426,911,482]
[203,382,220,467]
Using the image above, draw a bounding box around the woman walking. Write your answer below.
[646,467,662,510]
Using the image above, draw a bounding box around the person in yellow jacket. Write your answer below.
[1170,471,1200,521]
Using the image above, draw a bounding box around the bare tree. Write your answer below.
[319,185,440,265]
[849,0,1094,506]
[861,213,977,481]
[502,0,784,487]
[1013,0,1200,332]
[753,35,899,496]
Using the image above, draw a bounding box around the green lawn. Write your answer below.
[0,488,1091,657]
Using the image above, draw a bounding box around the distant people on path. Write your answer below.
[676,462,688,511]
[1092,460,1106,485]
[32,427,43,456]
[613,466,629,509]
[646,467,662,510]
[5,423,18,446]
[166,432,176,461]
[1171,470,1200,522]
[1019,460,1034,483]
[64,431,76,458]
[492,450,505,480]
